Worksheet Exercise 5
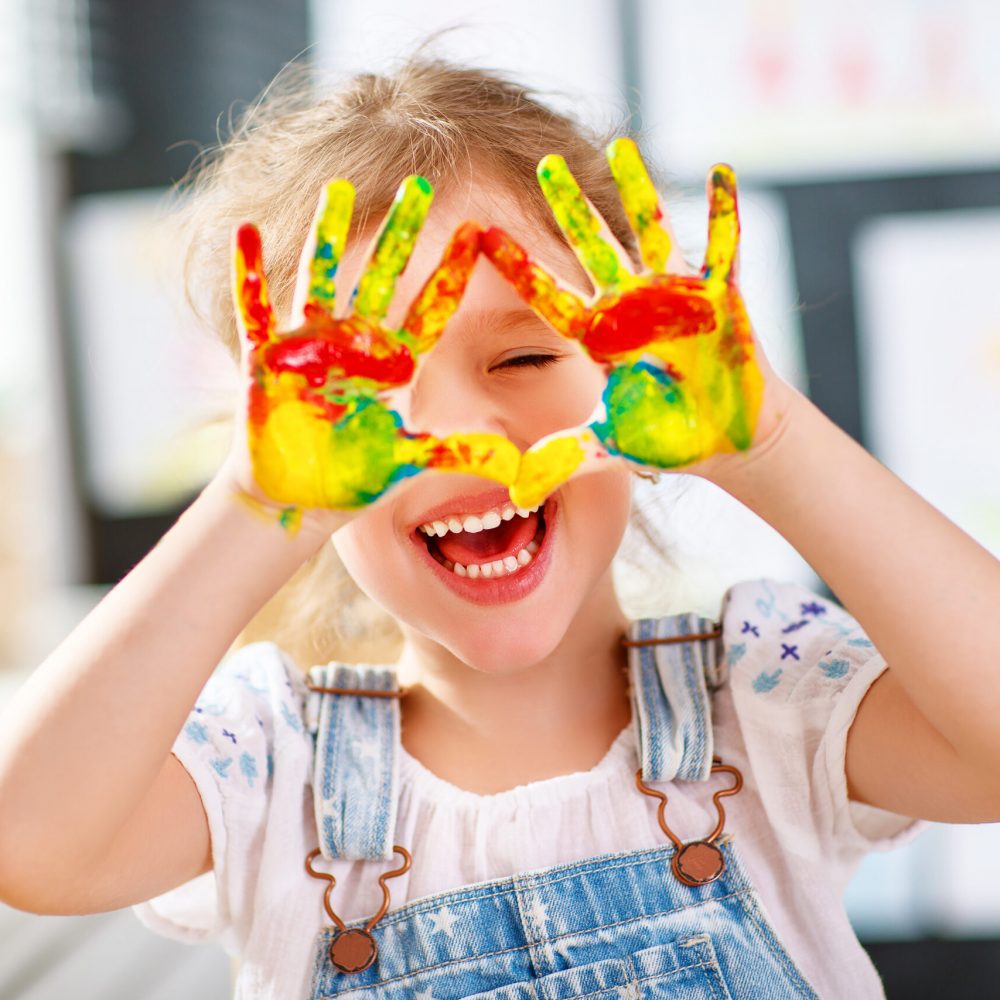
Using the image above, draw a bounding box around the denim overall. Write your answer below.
[302,613,820,999]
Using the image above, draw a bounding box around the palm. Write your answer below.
[481,139,765,508]
[234,178,519,511]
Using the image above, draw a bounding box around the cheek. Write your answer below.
[562,350,607,412]
[585,465,633,549]
[556,461,633,575]
[515,354,607,439]
[329,510,401,603]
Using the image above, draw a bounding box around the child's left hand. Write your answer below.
[480,138,797,508]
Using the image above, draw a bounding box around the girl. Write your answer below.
[1,57,999,1000]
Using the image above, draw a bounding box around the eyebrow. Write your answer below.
[458,309,565,340]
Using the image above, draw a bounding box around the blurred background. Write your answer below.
[1,0,999,996]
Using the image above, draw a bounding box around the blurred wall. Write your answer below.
[1,2,999,998]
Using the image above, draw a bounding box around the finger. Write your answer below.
[351,175,433,323]
[509,423,610,510]
[537,154,630,295]
[401,220,481,356]
[702,163,740,285]
[479,226,585,338]
[606,137,673,273]
[233,223,276,348]
[396,429,521,487]
[292,178,355,321]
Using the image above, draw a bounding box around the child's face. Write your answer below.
[330,180,632,672]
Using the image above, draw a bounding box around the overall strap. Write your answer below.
[625,612,728,783]
[305,663,402,861]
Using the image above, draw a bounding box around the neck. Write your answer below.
[394,570,634,794]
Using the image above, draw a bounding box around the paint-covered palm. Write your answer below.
[480,139,766,509]
[233,177,519,518]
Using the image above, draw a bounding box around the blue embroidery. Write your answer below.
[222,728,238,744]
[210,757,233,779]
[184,720,209,744]
[847,637,874,648]
[754,581,778,619]
[819,658,850,679]
[235,672,269,696]
[753,669,783,693]
[821,618,856,638]
[280,701,303,733]
[781,619,809,634]
[198,702,226,717]
[266,751,274,781]
[726,642,747,666]
[740,620,760,637]
[800,601,827,617]
[754,581,794,625]
[239,752,258,788]
[256,715,265,729]
[780,643,800,661]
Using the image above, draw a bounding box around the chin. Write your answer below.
[426,606,578,674]
[333,465,633,669]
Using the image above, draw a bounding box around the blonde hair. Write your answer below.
[173,54,683,671]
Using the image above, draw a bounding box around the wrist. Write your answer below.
[697,381,813,503]
[198,476,344,554]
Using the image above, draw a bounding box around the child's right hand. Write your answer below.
[216,176,521,536]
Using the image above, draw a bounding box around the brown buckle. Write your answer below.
[305,845,412,974]
[635,755,743,887]
[620,623,722,648]
[305,678,408,698]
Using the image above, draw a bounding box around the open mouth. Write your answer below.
[416,499,549,580]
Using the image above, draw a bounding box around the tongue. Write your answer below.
[436,512,538,565]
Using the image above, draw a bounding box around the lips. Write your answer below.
[408,494,558,605]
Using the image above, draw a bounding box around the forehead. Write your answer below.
[420,180,583,276]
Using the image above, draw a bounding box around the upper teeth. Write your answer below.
[418,502,540,537]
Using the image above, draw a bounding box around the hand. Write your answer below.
[481,138,792,508]
[226,176,520,531]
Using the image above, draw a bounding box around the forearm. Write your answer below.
[0,478,334,878]
[709,387,1000,767]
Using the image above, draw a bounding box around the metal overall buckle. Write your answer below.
[304,844,411,974]
[635,756,743,886]
[623,624,744,886]
[304,678,412,975]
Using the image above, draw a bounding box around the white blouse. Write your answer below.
[132,578,930,999]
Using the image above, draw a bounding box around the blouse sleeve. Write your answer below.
[130,641,310,951]
[720,578,933,863]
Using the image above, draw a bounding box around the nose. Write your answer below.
[391,354,519,447]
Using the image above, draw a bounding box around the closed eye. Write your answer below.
[493,354,563,372]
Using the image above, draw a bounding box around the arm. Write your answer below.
[0,477,336,904]
[0,171,508,911]
[709,384,1000,822]
[479,136,1000,822]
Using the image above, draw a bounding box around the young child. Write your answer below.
[1,57,999,1000]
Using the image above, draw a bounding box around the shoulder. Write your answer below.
[716,578,931,856]
[718,578,880,705]
[195,641,308,718]
[137,642,311,945]
[176,641,311,792]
